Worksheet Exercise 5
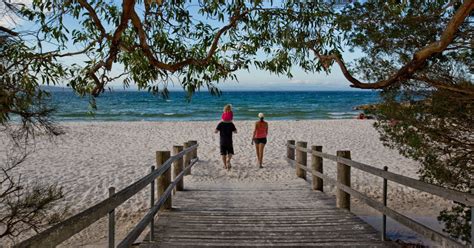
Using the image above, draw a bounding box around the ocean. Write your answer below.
[47,90,379,122]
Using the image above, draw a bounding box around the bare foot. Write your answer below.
[227,161,232,170]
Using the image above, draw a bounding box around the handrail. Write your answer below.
[287,144,474,206]
[287,159,463,248]
[286,141,472,248]
[16,143,199,248]
[117,158,198,248]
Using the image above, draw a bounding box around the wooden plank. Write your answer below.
[311,169,465,248]
[141,181,391,247]
[118,158,199,247]
[288,159,465,247]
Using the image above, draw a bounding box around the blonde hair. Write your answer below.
[223,104,232,112]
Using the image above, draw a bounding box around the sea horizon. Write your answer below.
[44,90,379,122]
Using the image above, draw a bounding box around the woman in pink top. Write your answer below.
[252,113,268,168]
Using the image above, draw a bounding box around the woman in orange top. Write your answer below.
[252,113,268,168]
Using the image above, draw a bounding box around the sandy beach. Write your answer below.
[1,120,451,246]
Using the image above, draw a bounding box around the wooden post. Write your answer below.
[287,140,295,161]
[336,150,351,210]
[173,145,184,192]
[311,145,323,192]
[188,140,198,175]
[296,141,307,180]
[108,187,115,248]
[471,181,473,248]
[189,140,198,160]
[156,151,171,210]
[149,166,155,241]
[382,166,388,241]
[183,142,191,176]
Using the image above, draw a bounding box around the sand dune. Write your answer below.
[0,120,451,246]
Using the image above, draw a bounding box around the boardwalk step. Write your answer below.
[140,180,393,247]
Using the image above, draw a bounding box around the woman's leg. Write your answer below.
[258,144,265,166]
[255,143,260,166]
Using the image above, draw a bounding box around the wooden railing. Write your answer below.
[16,140,199,248]
[286,140,473,248]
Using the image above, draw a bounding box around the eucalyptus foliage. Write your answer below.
[334,1,473,242]
[1,0,472,243]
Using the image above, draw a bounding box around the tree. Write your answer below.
[1,0,67,241]
[257,0,473,242]
[0,0,333,242]
[334,1,473,243]
[1,0,472,243]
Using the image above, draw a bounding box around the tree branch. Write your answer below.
[412,75,474,97]
[311,0,474,90]
[76,0,107,39]
[104,0,136,70]
[129,7,250,72]
[0,26,18,36]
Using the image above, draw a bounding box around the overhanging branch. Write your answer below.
[312,0,474,90]
[129,7,250,72]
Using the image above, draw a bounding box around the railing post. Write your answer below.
[188,140,198,175]
[382,166,388,241]
[108,187,115,248]
[336,150,351,210]
[471,181,473,248]
[189,140,198,160]
[287,140,295,162]
[156,151,172,210]
[149,166,155,242]
[173,145,184,192]
[296,141,307,180]
[183,142,191,176]
[311,145,323,192]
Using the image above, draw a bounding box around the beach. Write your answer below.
[1,120,451,246]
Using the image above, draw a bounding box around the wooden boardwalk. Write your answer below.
[140,180,392,247]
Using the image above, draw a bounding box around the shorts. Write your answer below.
[220,145,234,155]
[254,138,267,145]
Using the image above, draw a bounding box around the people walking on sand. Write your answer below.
[252,113,268,168]
[215,104,237,170]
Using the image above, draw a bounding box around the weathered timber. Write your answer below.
[287,140,295,162]
[156,151,172,210]
[172,145,184,192]
[141,181,391,247]
[183,142,191,176]
[296,141,307,180]
[336,150,351,210]
[187,140,197,175]
[288,157,465,247]
[15,144,198,248]
[311,145,323,192]
[108,187,115,248]
[288,143,473,206]
[118,155,199,248]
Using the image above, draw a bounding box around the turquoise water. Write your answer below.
[48,91,379,121]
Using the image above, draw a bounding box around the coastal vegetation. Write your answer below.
[1,0,472,243]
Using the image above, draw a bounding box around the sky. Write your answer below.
[1,0,366,92]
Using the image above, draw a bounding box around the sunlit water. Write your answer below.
[44,90,379,121]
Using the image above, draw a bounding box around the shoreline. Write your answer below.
[1,120,451,246]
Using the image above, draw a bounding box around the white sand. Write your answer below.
[0,120,451,246]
